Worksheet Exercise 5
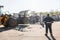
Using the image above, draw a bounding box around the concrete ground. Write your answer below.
[0,22,60,40]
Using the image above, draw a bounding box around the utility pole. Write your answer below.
[0,5,4,16]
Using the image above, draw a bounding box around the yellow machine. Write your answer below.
[0,14,17,27]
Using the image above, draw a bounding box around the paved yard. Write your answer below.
[0,22,60,40]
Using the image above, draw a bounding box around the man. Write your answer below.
[43,14,54,36]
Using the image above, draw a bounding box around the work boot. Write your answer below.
[45,34,48,36]
[50,33,53,36]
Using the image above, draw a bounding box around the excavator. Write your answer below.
[0,14,29,27]
[0,14,17,27]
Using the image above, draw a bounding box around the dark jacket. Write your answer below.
[43,16,54,25]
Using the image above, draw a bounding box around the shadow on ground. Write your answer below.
[0,26,15,32]
[45,34,56,40]
[0,25,28,32]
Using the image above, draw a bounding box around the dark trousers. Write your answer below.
[45,24,52,34]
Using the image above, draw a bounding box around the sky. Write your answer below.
[0,0,60,13]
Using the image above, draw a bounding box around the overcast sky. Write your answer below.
[0,0,60,13]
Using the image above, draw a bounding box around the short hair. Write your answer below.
[47,14,49,16]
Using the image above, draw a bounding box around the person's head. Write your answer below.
[47,14,49,17]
